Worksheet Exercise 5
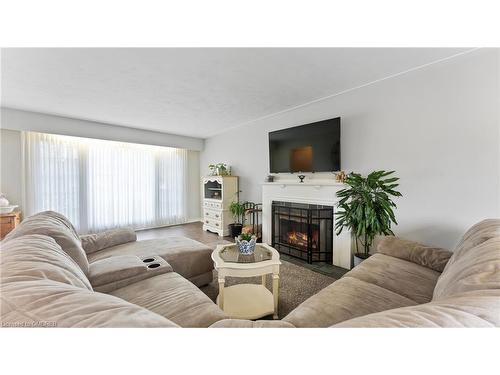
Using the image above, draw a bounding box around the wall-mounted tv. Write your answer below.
[269,117,341,173]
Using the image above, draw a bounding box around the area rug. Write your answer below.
[200,259,336,319]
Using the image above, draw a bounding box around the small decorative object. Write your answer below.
[335,171,402,266]
[335,171,347,183]
[208,163,231,176]
[0,193,9,207]
[235,233,257,254]
[265,175,274,182]
[0,193,18,214]
[298,174,306,183]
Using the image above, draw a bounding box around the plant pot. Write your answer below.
[228,223,243,238]
[353,252,371,267]
[235,235,257,254]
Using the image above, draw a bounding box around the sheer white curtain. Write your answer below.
[23,131,82,227]
[23,131,188,233]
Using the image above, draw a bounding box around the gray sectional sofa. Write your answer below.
[1,211,499,327]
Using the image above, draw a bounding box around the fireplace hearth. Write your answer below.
[272,201,333,264]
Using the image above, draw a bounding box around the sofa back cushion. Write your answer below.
[433,219,500,300]
[3,211,89,275]
[1,234,92,291]
[453,219,500,256]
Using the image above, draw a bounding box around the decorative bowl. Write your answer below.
[235,235,257,254]
[0,205,18,214]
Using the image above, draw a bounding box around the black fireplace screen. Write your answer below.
[272,201,333,263]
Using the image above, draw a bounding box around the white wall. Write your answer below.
[0,128,201,222]
[1,108,204,151]
[201,49,500,250]
[0,129,22,209]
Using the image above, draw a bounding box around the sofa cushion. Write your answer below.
[1,279,177,328]
[87,237,213,282]
[283,276,417,328]
[433,237,500,300]
[332,290,500,328]
[452,219,500,257]
[346,253,441,304]
[376,236,452,272]
[3,211,90,275]
[88,255,173,293]
[110,272,227,327]
[80,228,137,254]
[1,234,92,291]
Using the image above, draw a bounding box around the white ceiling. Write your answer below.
[1,48,469,138]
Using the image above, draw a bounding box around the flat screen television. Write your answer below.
[269,117,341,173]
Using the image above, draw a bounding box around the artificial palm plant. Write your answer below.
[335,170,402,260]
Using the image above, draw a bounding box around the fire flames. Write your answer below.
[286,230,318,249]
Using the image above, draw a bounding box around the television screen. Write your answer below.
[269,117,341,173]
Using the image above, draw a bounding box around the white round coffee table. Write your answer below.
[211,243,281,320]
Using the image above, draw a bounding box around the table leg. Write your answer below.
[272,273,279,319]
[261,274,266,286]
[218,277,225,310]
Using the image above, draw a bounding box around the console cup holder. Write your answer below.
[147,263,161,269]
[143,258,155,263]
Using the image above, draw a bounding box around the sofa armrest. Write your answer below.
[88,255,173,293]
[80,227,137,254]
[377,236,452,272]
[209,319,295,328]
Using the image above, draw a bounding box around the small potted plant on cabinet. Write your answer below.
[208,163,231,176]
[228,201,245,238]
[335,170,402,266]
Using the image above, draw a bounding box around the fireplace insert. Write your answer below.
[271,201,333,264]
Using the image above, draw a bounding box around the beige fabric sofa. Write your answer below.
[2,211,499,328]
[215,219,500,328]
[1,211,226,327]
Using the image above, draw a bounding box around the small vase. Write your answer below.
[235,235,257,254]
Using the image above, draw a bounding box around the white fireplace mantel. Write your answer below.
[262,180,352,269]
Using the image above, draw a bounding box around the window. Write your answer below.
[23,132,188,233]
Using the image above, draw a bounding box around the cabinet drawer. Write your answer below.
[0,222,15,240]
[203,217,222,229]
[203,209,222,220]
[0,216,13,225]
[204,201,222,210]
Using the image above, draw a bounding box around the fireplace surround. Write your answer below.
[262,180,351,269]
[272,201,333,264]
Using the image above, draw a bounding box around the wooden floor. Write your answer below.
[137,221,347,279]
[136,221,232,249]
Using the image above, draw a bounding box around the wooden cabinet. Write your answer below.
[0,211,21,240]
[202,176,238,236]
